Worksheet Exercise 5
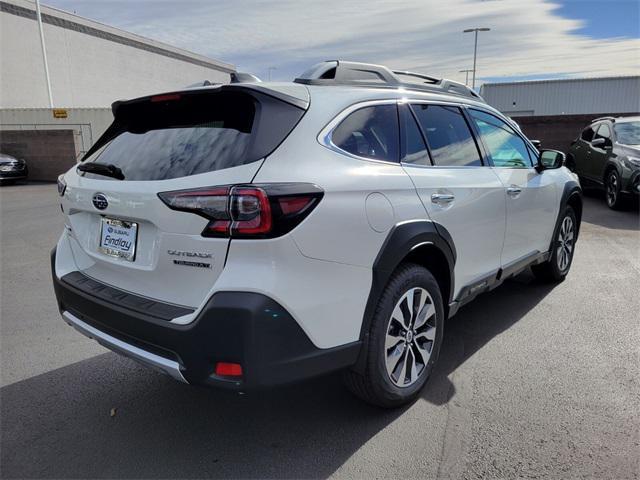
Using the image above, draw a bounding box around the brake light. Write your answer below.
[230,187,272,235]
[150,93,181,102]
[158,183,323,238]
[215,362,243,377]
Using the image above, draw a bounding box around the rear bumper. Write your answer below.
[51,248,360,389]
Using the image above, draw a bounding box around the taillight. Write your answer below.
[158,183,323,238]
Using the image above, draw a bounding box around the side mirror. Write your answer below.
[530,140,542,149]
[536,149,565,172]
[591,138,605,147]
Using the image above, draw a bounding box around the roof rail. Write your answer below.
[591,116,616,123]
[294,61,484,102]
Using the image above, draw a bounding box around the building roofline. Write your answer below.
[0,0,235,73]
[481,75,640,88]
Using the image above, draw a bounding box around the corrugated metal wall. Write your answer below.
[480,76,640,117]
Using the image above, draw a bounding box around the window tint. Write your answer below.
[332,105,399,162]
[399,104,430,166]
[469,109,533,168]
[82,90,304,181]
[411,104,482,167]
[581,126,595,142]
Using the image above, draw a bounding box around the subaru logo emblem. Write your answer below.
[92,193,108,210]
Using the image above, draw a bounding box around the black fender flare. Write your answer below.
[549,180,582,252]
[353,220,456,372]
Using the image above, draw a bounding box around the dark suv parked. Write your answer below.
[568,116,640,209]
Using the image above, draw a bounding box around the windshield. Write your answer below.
[614,121,640,145]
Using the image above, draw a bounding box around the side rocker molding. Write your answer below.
[353,220,456,374]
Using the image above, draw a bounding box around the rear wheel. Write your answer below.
[605,169,624,210]
[532,206,577,282]
[343,264,444,408]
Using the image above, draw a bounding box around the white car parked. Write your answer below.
[52,61,582,407]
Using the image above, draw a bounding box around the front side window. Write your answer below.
[594,123,612,141]
[411,104,482,167]
[469,109,533,168]
[331,105,399,162]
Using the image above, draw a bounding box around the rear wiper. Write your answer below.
[77,162,125,180]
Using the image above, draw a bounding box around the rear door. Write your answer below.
[400,102,506,299]
[60,87,306,309]
[467,108,558,266]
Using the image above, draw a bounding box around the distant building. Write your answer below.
[480,76,640,117]
[480,76,640,153]
[0,0,235,180]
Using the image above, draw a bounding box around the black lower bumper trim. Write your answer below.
[51,248,361,389]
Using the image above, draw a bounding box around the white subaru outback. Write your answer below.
[52,61,582,407]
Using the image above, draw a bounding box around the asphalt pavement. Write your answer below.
[1,183,638,479]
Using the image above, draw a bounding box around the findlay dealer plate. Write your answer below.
[99,217,138,262]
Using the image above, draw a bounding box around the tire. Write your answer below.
[565,154,577,173]
[605,169,625,210]
[343,263,444,408]
[531,205,577,283]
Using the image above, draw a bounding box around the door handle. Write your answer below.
[507,186,522,197]
[431,193,455,205]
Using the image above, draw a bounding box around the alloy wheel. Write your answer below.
[556,215,574,272]
[606,172,618,207]
[384,287,437,388]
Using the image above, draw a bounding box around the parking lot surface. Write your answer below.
[1,183,638,479]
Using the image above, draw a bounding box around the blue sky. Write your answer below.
[555,0,639,39]
[44,0,639,85]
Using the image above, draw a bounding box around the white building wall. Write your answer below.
[0,107,114,157]
[0,0,234,108]
[480,76,640,117]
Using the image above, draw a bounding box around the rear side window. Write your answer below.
[82,90,305,181]
[331,105,399,162]
[469,109,533,168]
[411,104,482,167]
[399,104,431,166]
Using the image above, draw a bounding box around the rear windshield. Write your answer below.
[82,89,305,181]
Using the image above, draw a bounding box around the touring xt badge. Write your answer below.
[167,250,212,269]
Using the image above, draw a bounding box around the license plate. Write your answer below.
[99,217,138,262]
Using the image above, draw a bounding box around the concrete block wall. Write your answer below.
[0,129,76,181]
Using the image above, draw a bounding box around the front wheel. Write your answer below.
[532,205,577,282]
[343,264,444,408]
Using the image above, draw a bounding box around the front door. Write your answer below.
[466,108,559,267]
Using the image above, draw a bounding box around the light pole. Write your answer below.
[267,66,277,81]
[35,0,54,108]
[463,27,490,90]
[459,69,474,86]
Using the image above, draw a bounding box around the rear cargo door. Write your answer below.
[60,86,307,310]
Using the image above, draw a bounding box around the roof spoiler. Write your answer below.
[294,60,484,102]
